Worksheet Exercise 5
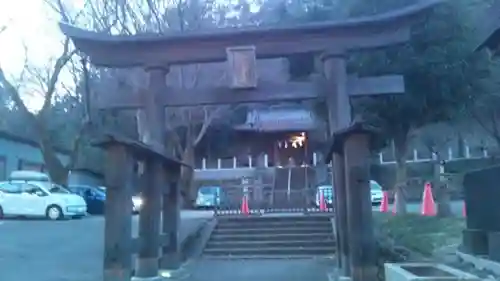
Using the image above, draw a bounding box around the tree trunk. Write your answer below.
[434,159,452,217]
[36,121,69,185]
[180,144,196,208]
[457,132,466,158]
[394,135,408,215]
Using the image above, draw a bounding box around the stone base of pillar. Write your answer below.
[159,254,181,270]
[462,228,488,255]
[338,254,349,276]
[135,257,159,279]
[104,269,133,281]
[131,276,164,281]
[158,267,191,280]
[488,232,500,261]
[327,270,352,281]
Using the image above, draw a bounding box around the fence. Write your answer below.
[213,186,334,215]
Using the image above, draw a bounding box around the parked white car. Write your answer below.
[0,171,87,220]
[370,180,384,205]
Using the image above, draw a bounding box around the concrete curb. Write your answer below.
[181,218,216,261]
[456,250,500,276]
[156,218,216,280]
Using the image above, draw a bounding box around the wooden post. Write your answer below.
[344,132,377,281]
[322,53,350,275]
[332,153,349,274]
[135,66,168,279]
[103,144,134,281]
[160,166,182,270]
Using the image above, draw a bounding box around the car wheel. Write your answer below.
[46,205,63,220]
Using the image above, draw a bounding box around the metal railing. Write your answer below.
[213,187,334,216]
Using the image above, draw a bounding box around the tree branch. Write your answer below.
[40,38,77,116]
[0,67,33,118]
[193,106,227,146]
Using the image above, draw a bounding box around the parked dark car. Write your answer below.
[68,185,105,215]
[96,186,143,214]
[68,185,143,215]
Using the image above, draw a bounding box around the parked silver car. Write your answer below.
[195,186,223,208]
[315,180,384,207]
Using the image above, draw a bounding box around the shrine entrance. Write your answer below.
[274,132,308,167]
[61,1,440,281]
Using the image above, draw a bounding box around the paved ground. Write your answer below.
[183,257,336,281]
[0,211,210,281]
[0,202,465,281]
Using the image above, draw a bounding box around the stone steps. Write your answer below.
[202,215,336,258]
[213,226,332,235]
[217,215,330,223]
[206,239,335,249]
[215,220,328,229]
[203,246,336,256]
[209,232,334,242]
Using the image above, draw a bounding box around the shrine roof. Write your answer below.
[475,1,500,52]
[60,0,439,43]
[60,0,442,67]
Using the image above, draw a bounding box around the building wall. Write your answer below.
[68,170,104,186]
[0,133,103,185]
[0,137,67,180]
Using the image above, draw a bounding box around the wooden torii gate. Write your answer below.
[60,1,440,281]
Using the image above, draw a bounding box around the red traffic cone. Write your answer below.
[241,195,250,215]
[380,191,389,213]
[421,182,436,216]
[319,191,327,211]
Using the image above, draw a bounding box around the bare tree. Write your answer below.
[0,1,94,184]
[0,38,88,184]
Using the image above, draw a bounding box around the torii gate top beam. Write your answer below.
[60,0,441,67]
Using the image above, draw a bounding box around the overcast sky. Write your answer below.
[0,0,85,110]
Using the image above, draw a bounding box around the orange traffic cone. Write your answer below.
[380,191,389,213]
[319,191,327,211]
[421,182,436,216]
[241,195,249,215]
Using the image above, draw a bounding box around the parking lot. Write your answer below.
[0,211,212,281]
[0,202,464,281]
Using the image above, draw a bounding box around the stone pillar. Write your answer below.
[344,132,377,281]
[134,66,169,280]
[160,167,182,270]
[103,145,134,281]
[322,53,350,275]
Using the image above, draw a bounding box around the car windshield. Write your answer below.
[92,187,106,196]
[199,186,219,195]
[370,181,382,191]
[318,185,333,196]
[49,184,71,194]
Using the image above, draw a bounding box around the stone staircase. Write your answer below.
[202,215,336,258]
